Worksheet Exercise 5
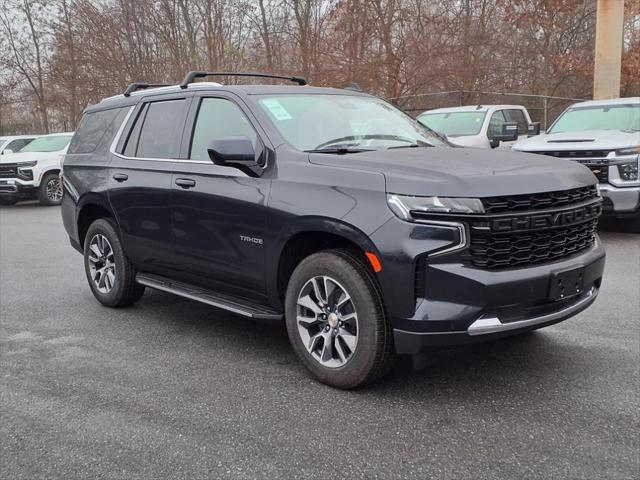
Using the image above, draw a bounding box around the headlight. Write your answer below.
[387,194,484,220]
[615,146,640,156]
[617,162,638,181]
[17,160,37,171]
[17,161,37,180]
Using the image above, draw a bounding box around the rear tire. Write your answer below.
[284,249,394,389]
[37,172,63,206]
[83,218,145,307]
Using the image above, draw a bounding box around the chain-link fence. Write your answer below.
[389,91,588,130]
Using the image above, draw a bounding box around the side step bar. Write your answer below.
[136,273,283,321]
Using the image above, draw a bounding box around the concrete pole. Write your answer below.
[593,0,625,99]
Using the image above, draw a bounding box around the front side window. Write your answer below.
[125,99,186,158]
[190,98,258,161]
[20,135,72,153]
[417,111,486,137]
[257,94,445,152]
[549,104,640,133]
[487,111,507,138]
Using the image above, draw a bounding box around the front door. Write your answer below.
[170,95,271,302]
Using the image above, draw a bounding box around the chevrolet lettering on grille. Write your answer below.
[491,202,602,233]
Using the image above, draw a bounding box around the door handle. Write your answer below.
[112,173,128,182]
[175,178,196,189]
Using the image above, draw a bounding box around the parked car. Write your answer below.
[61,72,604,388]
[0,132,73,206]
[417,104,540,149]
[513,97,639,231]
[0,134,39,155]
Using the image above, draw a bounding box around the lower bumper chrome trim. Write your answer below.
[467,286,598,336]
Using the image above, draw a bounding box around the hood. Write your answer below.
[513,129,639,152]
[309,147,596,197]
[0,149,65,164]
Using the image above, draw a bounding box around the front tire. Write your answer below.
[285,249,394,389]
[83,218,145,307]
[37,172,63,206]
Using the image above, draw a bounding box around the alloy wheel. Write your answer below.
[296,275,359,368]
[88,234,116,294]
[46,177,63,202]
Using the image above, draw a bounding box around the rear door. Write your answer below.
[169,93,271,302]
[108,95,191,274]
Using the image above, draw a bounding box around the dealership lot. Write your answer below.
[1,204,638,479]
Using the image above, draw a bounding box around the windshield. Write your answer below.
[549,104,640,133]
[256,94,445,151]
[417,111,486,136]
[20,135,72,153]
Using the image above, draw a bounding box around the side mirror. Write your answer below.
[527,122,541,136]
[490,122,519,148]
[207,136,265,176]
[2,149,13,155]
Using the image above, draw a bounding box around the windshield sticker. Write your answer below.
[262,99,292,120]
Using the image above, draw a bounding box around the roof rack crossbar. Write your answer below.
[179,71,307,89]
[123,83,171,97]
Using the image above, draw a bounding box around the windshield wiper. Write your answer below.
[305,146,375,154]
[387,143,432,150]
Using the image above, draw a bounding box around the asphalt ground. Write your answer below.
[1,203,638,479]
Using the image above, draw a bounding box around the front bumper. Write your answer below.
[0,179,37,199]
[371,215,606,354]
[599,184,640,219]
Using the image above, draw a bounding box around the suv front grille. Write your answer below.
[481,185,598,214]
[460,186,601,269]
[0,164,18,178]
[466,218,598,269]
[529,150,612,159]
[586,165,608,182]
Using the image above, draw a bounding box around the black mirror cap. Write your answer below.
[207,137,265,176]
[528,122,541,136]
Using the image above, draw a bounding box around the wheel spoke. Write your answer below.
[297,294,322,315]
[106,269,116,290]
[297,314,320,328]
[319,331,333,362]
[323,276,338,305]
[307,331,323,353]
[90,243,102,258]
[338,330,357,351]
[335,337,348,362]
[311,277,326,304]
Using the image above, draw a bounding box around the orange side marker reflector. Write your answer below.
[365,252,382,273]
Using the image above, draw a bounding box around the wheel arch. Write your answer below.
[76,197,116,248]
[271,217,380,304]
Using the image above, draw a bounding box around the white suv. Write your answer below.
[513,97,639,231]
[0,135,39,155]
[0,132,73,206]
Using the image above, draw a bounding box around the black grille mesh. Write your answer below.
[467,218,598,269]
[0,164,18,178]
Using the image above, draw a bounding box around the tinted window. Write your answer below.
[505,109,528,134]
[418,111,486,136]
[5,138,33,152]
[68,108,123,154]
[190,98,258,161]
[134,99,186,158]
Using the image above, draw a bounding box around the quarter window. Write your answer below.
[68,108,123,154]
[190,98,259,161]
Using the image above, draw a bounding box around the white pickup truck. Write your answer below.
[513,97,639,231]
[0,132,73,206]
[417,104,540,149]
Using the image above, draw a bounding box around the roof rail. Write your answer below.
[179,71,307,89]
[123,83,171,97]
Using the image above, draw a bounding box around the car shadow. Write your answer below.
[133,289,575,397]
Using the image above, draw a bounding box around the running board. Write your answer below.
[135,273,283,321]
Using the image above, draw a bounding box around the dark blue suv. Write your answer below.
[61,72,605,388]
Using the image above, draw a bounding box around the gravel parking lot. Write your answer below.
[1,203,638,480]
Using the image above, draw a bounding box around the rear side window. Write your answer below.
[125,99,186,159]
[68,108,124,154]
[4,138,33,152]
